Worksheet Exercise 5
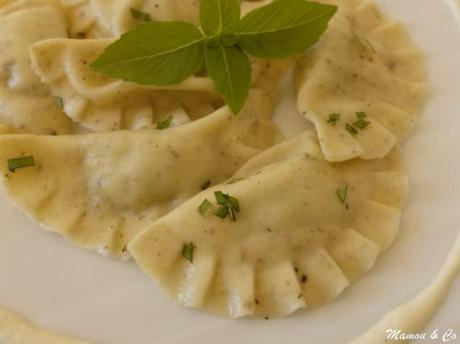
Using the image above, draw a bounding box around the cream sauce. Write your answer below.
[0,308,92,344]
[351,232,460,344]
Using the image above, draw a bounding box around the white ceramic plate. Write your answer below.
[1,0,459,343]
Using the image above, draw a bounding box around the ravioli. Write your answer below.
[0,90,278,257]
[29,38,291,131]
[60,0,203,38]
[60,0,272,38]
[295,0,427,162]
[0,0,71,134]
[128,133,408,318]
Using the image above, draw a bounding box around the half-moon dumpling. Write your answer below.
[61,0,203,38]
[0,0,71,134]
[29,38,291,131]
[128,132,408,318]
[295,0,427,162]
[61,0,273,39]
[0,90,278,258]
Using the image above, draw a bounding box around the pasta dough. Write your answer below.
[128,133,408,317]
[61,0,202,38]
[61,0,272,38]
[0,0,71,134]
[30,38,291,131]
[0,90,278,257]
[295,0,427,162]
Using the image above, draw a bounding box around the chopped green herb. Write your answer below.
[182,242,196,263]
[130,8,152,21]
[200,180,212,190]
[213,191,240,221]
[356,111,367,119]
[337,184,349,209]
[353,118,370,129]
[156,115,173,130]
[8,156,35,173]
[228,195,240,212]
[197,199,213,217]
[345,123,358,136]
[214,191,227,205]
[227,206,237,221]
[54,96,64,109]
[214,204,230,219]
[326,113,340,126]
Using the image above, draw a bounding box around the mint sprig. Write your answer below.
[91,0,337,114]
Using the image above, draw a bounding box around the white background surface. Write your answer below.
[0,0,459,343]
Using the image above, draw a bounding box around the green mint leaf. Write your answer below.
[130,8,152,22]
[235,0,337,58]
[200,0,241,36]
[204,44,250,114]
[8,156,35,173]
[90,22,205,86]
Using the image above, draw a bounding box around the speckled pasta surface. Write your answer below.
[0,0,291,133]
[295,0,427,162]
[0,91,278,257]
[129,133,408,318]
[0,0,71,134]
[29,38,290,131]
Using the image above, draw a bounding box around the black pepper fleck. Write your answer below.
[301,274,308,284]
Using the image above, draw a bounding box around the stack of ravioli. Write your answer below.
[0,0,427,318]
